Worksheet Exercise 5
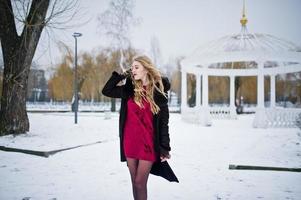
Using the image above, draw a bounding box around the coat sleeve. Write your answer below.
[158,77,171,156]
[158,104,171,156]
[102,71,128,99]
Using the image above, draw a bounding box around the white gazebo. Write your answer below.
[180,4,301,128]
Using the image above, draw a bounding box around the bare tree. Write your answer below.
[97,0,139,71]
[97,0,139,112]
[171,56,184,104]
[150,36,163,69]
[0,0,82,136]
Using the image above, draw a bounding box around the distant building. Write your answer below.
[0,60,49,101]
[27,69,49,102]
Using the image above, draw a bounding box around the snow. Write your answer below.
[0,113,300,200]
[25,102,181,113]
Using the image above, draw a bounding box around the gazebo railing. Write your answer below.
[264,108,301,128]
[209,107,234,119]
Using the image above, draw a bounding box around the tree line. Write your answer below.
[47,47,185,103]
[48,47,137,102]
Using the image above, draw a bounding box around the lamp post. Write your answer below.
[72,32,82,124]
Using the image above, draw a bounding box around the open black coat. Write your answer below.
[102,71,178,182]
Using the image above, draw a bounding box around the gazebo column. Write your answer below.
[257,74,265,109]
[253,61,267,128]
[257,61,265,109]
[202,73,208,107]
[230,75,237,119]
[181,70,188,111]
[199,72,211,126]
[196,74,201,108]
[270,75,276,108]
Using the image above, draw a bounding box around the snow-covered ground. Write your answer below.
[26,102,181,113]
[0,113,300,200]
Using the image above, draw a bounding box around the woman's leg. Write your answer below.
[134,160,153,200]
[126,158,139,199]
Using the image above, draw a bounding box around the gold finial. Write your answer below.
[240,0,248,26]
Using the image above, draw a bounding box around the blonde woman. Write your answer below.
[102,55,178,200]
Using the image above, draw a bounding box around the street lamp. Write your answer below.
[72,32,82,124]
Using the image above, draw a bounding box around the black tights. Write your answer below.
[126,158,154,200]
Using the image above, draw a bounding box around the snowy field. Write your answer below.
[0,112,300,200]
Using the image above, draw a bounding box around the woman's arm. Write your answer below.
[102,71,128,98]
[159,104,171,160]
[158,76,171,160]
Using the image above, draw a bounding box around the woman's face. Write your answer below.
[131,61,148,81]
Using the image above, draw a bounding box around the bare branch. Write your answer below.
[44,0,90,30]
[97,0,140,50]
[9,0,90,34]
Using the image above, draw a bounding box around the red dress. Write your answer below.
[123,90,157,162]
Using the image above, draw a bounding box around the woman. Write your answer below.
[102,55,178,200]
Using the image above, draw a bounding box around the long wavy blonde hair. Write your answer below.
[130,55,167,114]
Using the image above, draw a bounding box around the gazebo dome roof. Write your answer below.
[182,31,301,69]
[190,33,301,57]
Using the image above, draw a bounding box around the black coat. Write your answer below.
[102,71,179,182]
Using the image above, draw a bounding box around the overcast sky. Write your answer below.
[32,0,301,71]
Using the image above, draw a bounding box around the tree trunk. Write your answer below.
[0,55,30,135]
[0,0,50,136]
